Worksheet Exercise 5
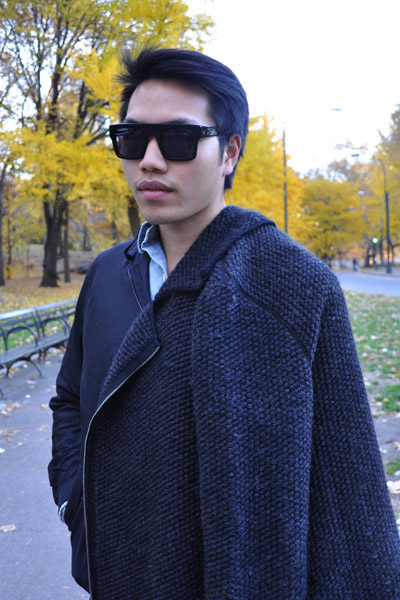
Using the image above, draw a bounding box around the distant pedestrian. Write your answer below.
[48,46,400,599]
[352,257,359,271]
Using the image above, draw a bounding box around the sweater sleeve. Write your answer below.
[191,276,314,599]
[191,274,400,599]
[306,281,400,597]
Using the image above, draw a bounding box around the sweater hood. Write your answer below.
[155,205,275,298]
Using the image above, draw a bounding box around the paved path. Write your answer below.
[0,352,88,600]
[0,350,399,598]
[335,270,400,297]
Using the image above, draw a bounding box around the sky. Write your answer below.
[187,0,400,175]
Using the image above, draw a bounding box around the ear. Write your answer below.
[222,134,242,177]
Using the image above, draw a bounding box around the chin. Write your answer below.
[140,206,188,226]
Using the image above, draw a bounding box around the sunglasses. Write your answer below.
[109,123,223,161]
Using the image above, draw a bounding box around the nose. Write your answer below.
[139,136,168,172]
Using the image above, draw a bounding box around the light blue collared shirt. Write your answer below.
[137,222,168,300]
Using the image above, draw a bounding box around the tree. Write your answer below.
[326,157,381,266]
[0,129,18,286]
[0,0,213,286]
[228,116,307,240]
[300,176,364,265]
[0,130,44,283]
[376,107,400,262]
[0,1,117,285]
[0,163,7,286]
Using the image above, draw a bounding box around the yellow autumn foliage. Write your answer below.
[121,0,213,50]
[228,115,307,241]
[300,177,364,260]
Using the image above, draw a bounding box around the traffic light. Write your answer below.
[372,237,379,244]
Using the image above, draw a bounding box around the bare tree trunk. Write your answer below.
[364,244,372,268]
[63,201,70,282]
[40,193,66,287]
[111,220,119,244]
[127,197,140,237]
[58,227,64,258]
[82,226,91,251]
[0,166,6,286]
[6,211,12,279]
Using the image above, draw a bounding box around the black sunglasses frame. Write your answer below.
[109,123,222,161]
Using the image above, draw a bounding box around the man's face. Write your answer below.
[121,79,239,231]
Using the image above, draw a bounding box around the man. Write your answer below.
[49,47,400,599]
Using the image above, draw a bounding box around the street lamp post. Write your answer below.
[283,128,288,234]
[377,159,392,274]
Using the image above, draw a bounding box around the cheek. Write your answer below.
[121,160,132,178]
[186,162,224,202]
[121,161,138,188]
[193,146,224,181]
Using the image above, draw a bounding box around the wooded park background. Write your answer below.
[0,0,399,288]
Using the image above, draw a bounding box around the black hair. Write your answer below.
[117,47,249,190]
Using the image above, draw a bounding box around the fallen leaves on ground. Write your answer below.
[0,402,21,417]
[0,524,16,532]
[0,274,83,313]
[387,480,400,494]
[0,428,21,442]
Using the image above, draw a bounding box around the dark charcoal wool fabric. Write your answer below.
[84,206,400,599]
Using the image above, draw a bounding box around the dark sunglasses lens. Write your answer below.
[160,128,197,160]
[116,129,148,159]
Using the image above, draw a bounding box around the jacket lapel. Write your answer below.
[98,295,159,409]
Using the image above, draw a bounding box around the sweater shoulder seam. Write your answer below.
[230,273,315,363]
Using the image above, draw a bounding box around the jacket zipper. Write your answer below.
[82,344,159,598]
[128,267,143,312]
[82,264,157,596]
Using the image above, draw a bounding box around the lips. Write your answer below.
[137,180,173,192]
[136,179,173,202]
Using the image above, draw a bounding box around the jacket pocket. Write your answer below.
[70,499,90,593]
[64,465,90,593]
[64,465,83,530]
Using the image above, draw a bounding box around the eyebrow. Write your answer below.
[123,118,197,125]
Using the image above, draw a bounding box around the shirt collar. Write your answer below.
[137,221,160,254]
[136,221,168,293]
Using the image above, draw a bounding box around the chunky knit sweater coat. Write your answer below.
[52,206,400,599]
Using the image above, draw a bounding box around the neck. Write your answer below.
[159,201,226,274]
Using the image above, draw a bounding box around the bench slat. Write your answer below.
[0,298,77,391]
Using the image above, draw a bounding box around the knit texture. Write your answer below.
[84,206,400,599]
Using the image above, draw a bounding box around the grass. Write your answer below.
[344,290,400,412]
[375,385,400,412]
[386,458,400,476]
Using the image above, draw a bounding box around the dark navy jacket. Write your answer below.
[48,237,151,591]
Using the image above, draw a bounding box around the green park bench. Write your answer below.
[0,298,77,397]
